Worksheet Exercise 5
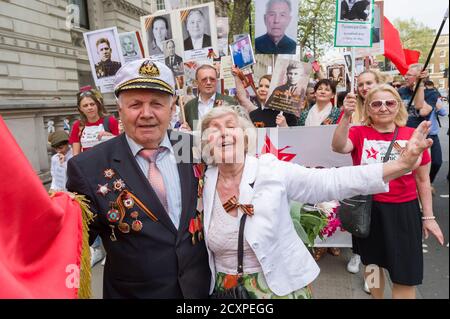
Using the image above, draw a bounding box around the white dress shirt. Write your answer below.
[191,36,204,50]
[198,93,216,120]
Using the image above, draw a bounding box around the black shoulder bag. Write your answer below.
[210,214,250,299]
[338,127,399,238]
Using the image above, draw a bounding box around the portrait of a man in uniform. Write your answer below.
[94,38,122,79]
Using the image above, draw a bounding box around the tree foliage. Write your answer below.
[228,0,252,43]
[393,18,436,63]
[298,0,336,58]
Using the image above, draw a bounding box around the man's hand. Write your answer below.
[418,70,429,80]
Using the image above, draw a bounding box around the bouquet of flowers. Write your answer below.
[290,200,342,248]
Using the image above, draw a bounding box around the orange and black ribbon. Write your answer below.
[222,196,254,216]
[116,190,158,223]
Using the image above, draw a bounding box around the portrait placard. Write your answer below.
[83,27,125,93]
[334,0,375,47]
[266,58,312,116]
[254,0,299,54]
[119,31,144,63]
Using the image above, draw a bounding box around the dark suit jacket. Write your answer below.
[66,132,210,298]
[183,34,212,51]
[184,93,237,130]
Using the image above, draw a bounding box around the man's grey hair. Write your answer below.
[266,0,292,13]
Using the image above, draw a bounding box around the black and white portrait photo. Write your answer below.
[339,0,372,22]
[181,6,212,51]
[83,27,125,91]
[142,14,173,57]
[119,31,144,62]
[163,39,184,76]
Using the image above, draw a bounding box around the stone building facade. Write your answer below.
[0,0,229,181]
[428,33,449,93]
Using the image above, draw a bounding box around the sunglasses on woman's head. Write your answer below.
[369,99,398,109]
[78,90,94,98]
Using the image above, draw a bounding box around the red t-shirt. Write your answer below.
[69,116,119,152]
[348,125,431,203]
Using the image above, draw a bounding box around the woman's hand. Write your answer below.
[423,219,444,245]
[276,113,288,127]
[231,66,242,78]
[342,93,357,118]
[398,121,433,171]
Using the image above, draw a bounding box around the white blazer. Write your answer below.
[202,154,389,296]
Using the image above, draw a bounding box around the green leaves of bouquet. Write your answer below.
[290,202,329,247]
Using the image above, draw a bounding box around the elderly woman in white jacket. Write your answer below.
[199,106,433,299]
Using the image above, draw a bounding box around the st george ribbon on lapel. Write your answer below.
[140,148,169,213]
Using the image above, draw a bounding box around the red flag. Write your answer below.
[404,49,421,66]
[383,17,420,75]
[0,116,90,298]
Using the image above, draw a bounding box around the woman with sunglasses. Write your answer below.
[335,70,383,284]
[332,85,444,299]
[69,88,120,156]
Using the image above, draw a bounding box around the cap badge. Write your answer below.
[139,60,160,77]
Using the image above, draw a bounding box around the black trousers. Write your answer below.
[429,135,442,184]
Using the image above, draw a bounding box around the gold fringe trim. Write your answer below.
[48,191,94,299]
[73,193,94,299]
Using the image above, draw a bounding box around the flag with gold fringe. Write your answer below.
[0,116,93,299]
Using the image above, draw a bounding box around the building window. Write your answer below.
[440,50,446,58]
[428,64,434,74]
[439,37,447,45]
[440,63,446,72]
[156,0,166,10]
[439,79,445,89]
[68,0,90,29]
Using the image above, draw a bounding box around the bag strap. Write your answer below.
[102,115,111,133]
[383,127,399,163]
[237,213,247,276]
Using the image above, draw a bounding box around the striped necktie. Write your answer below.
[139,148,168,212]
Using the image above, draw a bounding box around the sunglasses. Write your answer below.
[369,99,398,109]
[199,77,217,84]
[78,90,95,98]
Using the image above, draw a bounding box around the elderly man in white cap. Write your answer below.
[67,59,210,298]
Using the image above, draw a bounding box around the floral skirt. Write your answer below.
[215,272,313,299]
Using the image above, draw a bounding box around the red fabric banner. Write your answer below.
[0,116,83,298]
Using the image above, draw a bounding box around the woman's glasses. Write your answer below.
[369,99,398,110]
